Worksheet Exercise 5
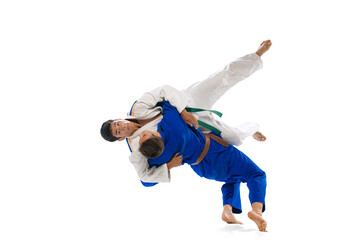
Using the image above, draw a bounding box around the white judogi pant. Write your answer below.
[182,52,263,145]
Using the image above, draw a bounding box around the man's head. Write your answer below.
[139,131,164,159]
[100,119,138,142]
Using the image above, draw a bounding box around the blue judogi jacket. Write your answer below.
[148,101,205,167]
[144,101,230,186]
[141,101,205,187]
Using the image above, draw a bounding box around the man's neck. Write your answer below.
[128,119,139,124]
[135,114,162,127]
[129,121,142,135]
[127,114,162,137]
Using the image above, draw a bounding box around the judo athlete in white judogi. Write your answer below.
[100,40,272,186]
[138,101,268,232]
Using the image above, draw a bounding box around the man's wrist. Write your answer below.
[166,162,172,170]
[180,109,187,115]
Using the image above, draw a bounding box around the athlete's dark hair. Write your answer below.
[100,120,120,142]
[139,135,164,159]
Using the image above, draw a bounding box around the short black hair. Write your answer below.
[139,135,164,159]
[100,120,120,142]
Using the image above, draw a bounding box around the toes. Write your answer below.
[261,222,268,232]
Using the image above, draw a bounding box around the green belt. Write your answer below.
[185,107,223,134]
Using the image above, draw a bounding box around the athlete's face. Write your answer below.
[110,119,137,140]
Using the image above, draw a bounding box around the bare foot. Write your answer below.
[256,40,272,57]
[221,205,243,224]
[252,131,266,141]
[248,211,267,232]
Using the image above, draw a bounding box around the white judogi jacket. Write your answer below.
[126,53,263,183]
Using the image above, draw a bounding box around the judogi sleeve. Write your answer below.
[130,85,191,119]
[129,150,170,183]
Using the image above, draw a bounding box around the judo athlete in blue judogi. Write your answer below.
[139,101,268,232]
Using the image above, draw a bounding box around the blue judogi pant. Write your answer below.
[190,138,266,214]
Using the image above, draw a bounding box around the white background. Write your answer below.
[1,1,360,239]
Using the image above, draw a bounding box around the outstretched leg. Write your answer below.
[248,202,267,232]
[222,204,243,224]
[183,39,271,109]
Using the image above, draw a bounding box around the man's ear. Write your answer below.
[118,137,126,141]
